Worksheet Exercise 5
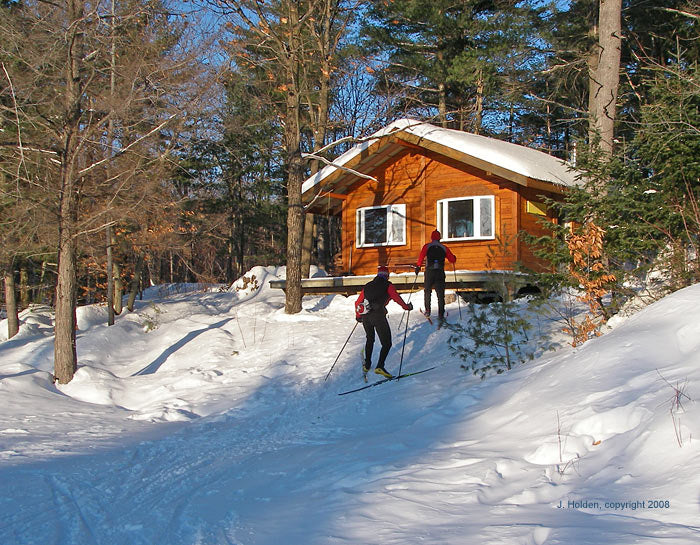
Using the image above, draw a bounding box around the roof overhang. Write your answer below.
[303,135,408,215]
[395,131,570,195]
[302,120,579,215]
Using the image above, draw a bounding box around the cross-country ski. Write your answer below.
[338,367,436,395]
[420,309,448,327]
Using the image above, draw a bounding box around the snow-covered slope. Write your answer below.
[0,269,699,544]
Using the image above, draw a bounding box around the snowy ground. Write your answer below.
[1,266,699,545]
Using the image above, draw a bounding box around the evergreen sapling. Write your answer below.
[448,298,536,380]
[447,234,550,379]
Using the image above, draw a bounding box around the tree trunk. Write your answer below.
[236,202,246,279]
[284,1,304,314]
[438,82,447,127]
[475,71,484,134]
[226,214,234,283]
[318,218,328,271]
[113,260,123,315]
[286,148,305,314]
[54,0,84,384]
[237,217,245,279]
[54,201,78,383]
[140,258,148,299]
[19,266,30,309]
[588,0,622,157]
[301,1,334,279]
[301,213,314,278]
[508,102,515,142]
[4,269,19,339]
[106,225,114,325]
[39,260,50,305]
[126,253,144,311]
[106,0,118,323]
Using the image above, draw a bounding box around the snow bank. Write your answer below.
[0,305,54,342]
[0,275,699,544]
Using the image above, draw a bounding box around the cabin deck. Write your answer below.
[269,270,531,297]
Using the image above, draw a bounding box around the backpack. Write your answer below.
[426,243,447,270]
[356,275,389,314]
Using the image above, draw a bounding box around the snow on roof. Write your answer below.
[302,118,580,194]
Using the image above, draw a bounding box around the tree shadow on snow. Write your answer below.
[131,316,237,376]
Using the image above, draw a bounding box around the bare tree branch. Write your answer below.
[77,114,177,177]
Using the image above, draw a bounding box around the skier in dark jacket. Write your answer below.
[355,265,413,378]
[415,230,457,324]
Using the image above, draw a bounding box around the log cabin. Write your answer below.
[274,119,580,296]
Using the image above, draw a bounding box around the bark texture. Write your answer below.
[588,0,622,156]
[4,270,19,339]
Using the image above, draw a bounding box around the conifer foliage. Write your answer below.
[448,299,536,380]
[361,0,541,131]
[530,34,699,313]
[448,236,551,379]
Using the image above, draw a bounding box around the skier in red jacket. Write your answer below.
[416,230,456,325]
[355,265,413,378]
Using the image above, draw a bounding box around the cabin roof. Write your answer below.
[302,119,581,212]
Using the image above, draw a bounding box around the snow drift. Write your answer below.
[0,269,698,544]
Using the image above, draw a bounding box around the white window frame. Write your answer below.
[436,196,496,241]
[356,204,407,248]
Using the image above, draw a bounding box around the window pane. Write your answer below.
[480,198,493,237]
[389,206,405,243]
[363,208,387,244]
[448,199,474,238]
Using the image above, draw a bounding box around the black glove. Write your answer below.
[413,265,420,274]
[406,302,413,311]
[356,316,363,323]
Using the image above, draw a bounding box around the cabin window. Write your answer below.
[436,196,495,241]
[526,200,547,216]
[356,204,406,247]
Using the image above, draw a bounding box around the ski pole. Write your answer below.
[397,307,411,380]
[324,321,359,381]
[453,262,462,320]
[397,270,418,379]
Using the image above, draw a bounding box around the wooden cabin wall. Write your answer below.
[517,186,561,272]
[340,148,538,276]
[341,149,425,275]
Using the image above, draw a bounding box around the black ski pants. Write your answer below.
[362,311,392,370]
[424,267,446,319]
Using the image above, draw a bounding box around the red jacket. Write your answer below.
[355,281,411,319]
[416,240,456,268]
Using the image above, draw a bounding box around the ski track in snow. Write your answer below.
[1,267,700,544]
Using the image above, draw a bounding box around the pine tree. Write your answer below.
[527,18,699,308]
[448,235,550,379]
[203,74,286,281]
[217,0,356,313]
[612,55,700,291]
[448,298,537,380]
[362,0,543,132]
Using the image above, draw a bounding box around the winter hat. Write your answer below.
[431,230,441,241]
[377,265,389,277]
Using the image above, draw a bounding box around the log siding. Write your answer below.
[335,147,560,276]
